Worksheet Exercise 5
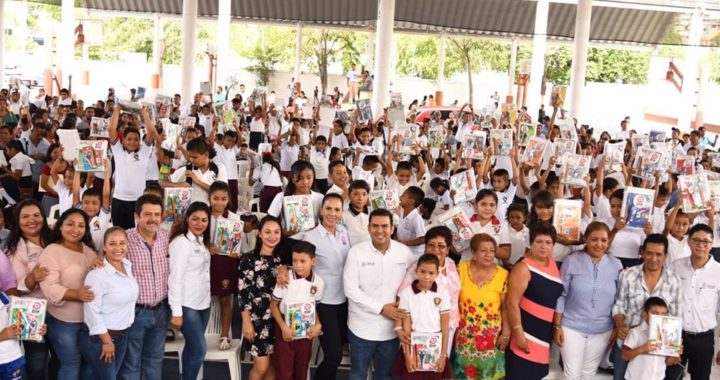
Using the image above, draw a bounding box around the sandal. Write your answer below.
[219,336,230,350]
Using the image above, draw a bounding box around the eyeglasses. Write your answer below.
[691,238,713,246]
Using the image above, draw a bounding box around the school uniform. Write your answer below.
[0,291,25,379]
[110,140,154,229]
[504,223,529,265]
[272,270,325,380]
[667,234,691,264]
[169,163,229,205]
[210,211,241,297]
[468,216,510,260]
[213,143,240,212]
[88,209,112,254]
[341,207,370,246]
[331,133,349,150]
[603,217,646,267]
[280,143,300,176]
[309,147,331,193]
[624,321,666,380]
[482,181,516,223]
[254,163,284,213]
[397,208,426,257]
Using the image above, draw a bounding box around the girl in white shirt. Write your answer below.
[250,152,283,213]
[267,160,324,235]
[168,202,212,380]
[2,140,34,201]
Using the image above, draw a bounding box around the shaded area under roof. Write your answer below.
[25,0,687,46]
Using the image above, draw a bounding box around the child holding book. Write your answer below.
[470,189,510,261]
[663,203,692,263]
[397,186,427,257]
[267,160,323,235]
[0,290,48,379]
[208,181,242,350]
[2,140,35,202]
[165,138,229,205]
[622,297,682,380]
[72,159,111,252]
[269,241,324,380]
[392,254,451,379]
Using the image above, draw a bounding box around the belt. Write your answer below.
[107,329,127,337]
[136,299,167,310]
[683,329,714,337]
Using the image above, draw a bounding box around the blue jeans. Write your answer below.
[0,357,25,380]
[612,342,629,380]
[80,333,129,380]
[347,330,399,380]
[180,306,210,380]
[22,340,48,380]
[119,305,169,380]
[46,314,92,380]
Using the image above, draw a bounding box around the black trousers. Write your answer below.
[111,198,137,230]
[314,302,348,380]
[666,330,714,380]
[315,178,329,194]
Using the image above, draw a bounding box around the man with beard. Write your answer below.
[119,194,171,380]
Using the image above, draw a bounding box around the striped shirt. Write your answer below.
[126,228,170,306]
[611,264,681,329]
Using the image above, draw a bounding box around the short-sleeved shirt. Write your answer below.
[0,292,23,364]
[213,143,239,181]
[624,321,666,380]
[397,208,426,257]
[9,153,33,177]
[169,164,229,205]
[111,140,154,201]
[272,270,325,316]
[398,281,450,333]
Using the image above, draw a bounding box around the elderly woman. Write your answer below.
[553,222,623,380]
[451,233,509,380]
[505,222,563,380]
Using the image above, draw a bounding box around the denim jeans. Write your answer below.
[0,357,25,380]
[612,342,629,380]
[119,305,169,380]
[80,333,129,380]
[22,340,48,380]
[179,306,210,380]
[347,330,398,380]
[46,314,93,380]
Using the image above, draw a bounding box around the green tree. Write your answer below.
[246,45,281,86]
[302,29,360,95]
[449,37,484,104]
[395,35,439,79]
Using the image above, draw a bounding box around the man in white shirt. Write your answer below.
[669,223,720,380]
[615,119,630,141]
[346,64,361,103]
[58,88,72,106]
[343,209,415,380]
[684,130,707,155]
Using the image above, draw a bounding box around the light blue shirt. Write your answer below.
[83,259,139,335]
[556,251,623,334]
[303,224,351,305]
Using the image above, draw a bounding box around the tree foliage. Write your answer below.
[246,45,281,87]
[302,29,361,94]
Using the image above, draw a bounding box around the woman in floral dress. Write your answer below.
[238,216,284,380]
[451,233,510,379]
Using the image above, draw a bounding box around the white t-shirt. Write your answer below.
[253,163,283,187]
[213,143,239,181]
[504,224,529,264]
[624,321,666,380]
[604,217,645,259]
[667,234,691,263]
[271,271,325,317]
[280,143,300,172]
[0,292,23,364]
[89,209,112,254]
[111,140,154,201]
[397,283,451,333]
[310,147,330,180]
[341,208,370,246]
[397,208,426,257]
[169,163,229,205]
[9,153,34,177]
[249,117,265,133]
[331,133,349,150]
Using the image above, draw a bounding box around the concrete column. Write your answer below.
[437,32,447,92]
[180,0,198,102]
[366,30,375,70]
[59,0,75,87]
[152,14,163,89]
[679,7,703,129]
[0,0,5,89]
[371,0,396,117]
[15,1,28,55]
[508,38,518,102]
[568,0,592,121]
[294,22,302,82]
[216,0,231,88]
[527,0,549,113]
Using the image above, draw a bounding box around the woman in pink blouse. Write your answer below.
[7,199,52,379]
[39,208,99,380]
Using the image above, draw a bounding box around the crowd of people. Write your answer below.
[0,74,719,380]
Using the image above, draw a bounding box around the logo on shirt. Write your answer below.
[434,297,441,307]
[361,261,376,267]
[310,285,317,295]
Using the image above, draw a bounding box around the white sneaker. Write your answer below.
[219,336,230,350]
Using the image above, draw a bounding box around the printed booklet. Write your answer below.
[396,123,420,154]
[554,139,577,160]
[283,195,316,231]
[427,127,446,149]
[632,147,662,181]
[522,137,548,167]
[648,314,682,357]
[438,207,476,252]
[164,188,193,223]
[370,190,400,213]
[517,123,536,147]
[8,296,47,342]
[678,173,711,213]
[490,129,513,156]
[673,155,696,175]
[561,153,591,188]
[553,199,582,241]
[285,302,316,340]
[621,187,655,229]
[213,218,244,256]
[75,141,107,172]
[709,180,720,211]
[89,117,110,138]
[355,99,373,122]
[462,134,486,160]
[604,141,627,173]
[450,169,477,204]
[410,332,443,372]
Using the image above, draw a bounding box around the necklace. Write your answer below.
[468,260,496,289]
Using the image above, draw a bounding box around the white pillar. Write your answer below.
[294,22,302,81]
[216,0,231,87]
[679,7,703,129]
[366,31,375,70]
[16,1,28,55]
[180,0,198,102]
[437,32,447,92]
[371,0,396,118]
[0,0,5,89]
[508,38,517,99]
[153,15,163,75]
[527,0,549,113]
[568,0,592,121]
[60,0,75,85]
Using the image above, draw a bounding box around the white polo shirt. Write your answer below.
[272,270,325,316]
[213,143,239,181]
[168,232,211,317]
[169,163,228,205]
[603,217,646,259]
[397,208,426,257]
[672,256,720,333]
[303,224,351,305]
[667,234,691,263]
[309,147,330,180]
[331,133,349,150]
[111,140,154,201]
[624,321,666,380]
[343,240,415,341]
[397,281,450,333]
[341,208,370,246]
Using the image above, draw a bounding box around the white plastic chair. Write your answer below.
[248,198,260,213]
[47,204,60,228]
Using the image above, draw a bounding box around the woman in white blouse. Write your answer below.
[80,227,139,379]
[168,202,212,380]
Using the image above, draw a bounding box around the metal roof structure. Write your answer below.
[24,0,712,46]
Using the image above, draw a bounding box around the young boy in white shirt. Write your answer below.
[622,297,682,380]
[483,167,518,223]
[73,162,112,252]
[279,133,300,177]
[0,291,48,378]
[396,186,427,257]
[164,138,229,205]
[663,204,692,263]
[342,180,370,246]
[309,135,331,193]
[270,241,324,380]
[504,203,529,265]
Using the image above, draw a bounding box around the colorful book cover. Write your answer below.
[164,188,193,223]
[370,190,400,212]
[161,122,179,152]
[490,129,513,156]
[355,99,373,122]
[561,153,591,188]
[89,117,110,138]
[631,134,649,148]
[8,296,47,342]
[673,155,695,175]
[649,130,666,143]
[551,85,566,107]
[154,94,172,119]
[450,168,477,204]
[648,314,682,357]
[211,102,235,126]
[559,122,577,141]
[501,103,518,124]
[396,123,420,154]
[213,217,244,256]
[178,116,196,136]
[517,123,536,147]
[522,137,548,167]
[462,134,486,160]
[438,207,476,252]
[285,302,316,340]
[709,180,720,211]
[621,187,655,229]
[553,199,582,241]
[604,141,627,172]
[678,173,711,213]
[410,332,443,372]
[427,127,445,149]
[75,141,107,172]
[283,195,316,231]
[632,147,662,181]
[554,139,577,159]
